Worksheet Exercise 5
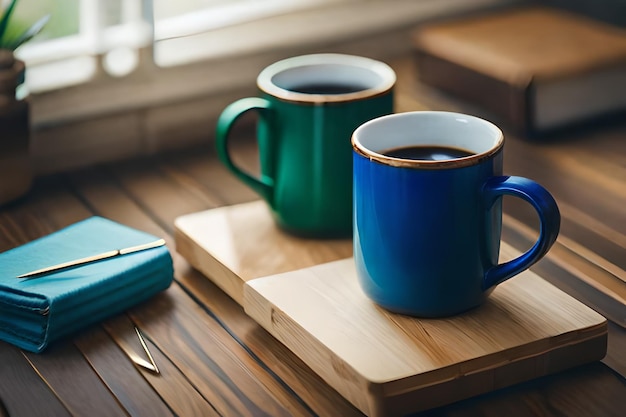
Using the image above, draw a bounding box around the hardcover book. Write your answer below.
[0,217,174,353]
[412,7,626,133]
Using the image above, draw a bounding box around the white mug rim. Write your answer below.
[352,111,504,169]
[257,53,396,104]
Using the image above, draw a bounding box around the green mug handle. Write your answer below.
[215,97,274,202]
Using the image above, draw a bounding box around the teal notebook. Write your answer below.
[0,217,174,353]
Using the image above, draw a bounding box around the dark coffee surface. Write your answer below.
[381,145,475,161]
[289,83,364,95]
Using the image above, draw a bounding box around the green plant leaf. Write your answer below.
[0,0,19,43]
[7,14,49,50]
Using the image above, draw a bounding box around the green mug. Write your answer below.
[216,54,396,237]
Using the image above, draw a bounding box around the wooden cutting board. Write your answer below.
[244,258,607,416]
[175,201,608,416]
[174,200,352,305]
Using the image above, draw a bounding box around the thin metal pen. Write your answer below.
[16,239,166,279]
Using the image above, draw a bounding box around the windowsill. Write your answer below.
[26,0,520,175]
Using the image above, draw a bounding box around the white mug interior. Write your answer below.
[257,54,396,103]
[352,111,504,168]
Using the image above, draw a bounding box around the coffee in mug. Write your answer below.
[381,145,475,160]
[288,83,365,95]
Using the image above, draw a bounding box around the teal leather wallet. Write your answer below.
[0,217,174,353]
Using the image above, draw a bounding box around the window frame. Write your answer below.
[15,0,519,174]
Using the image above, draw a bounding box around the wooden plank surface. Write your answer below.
[176,200,607,416]
[99,155,364,417]
[0,53,624,417]
[424,361,626,417]
[0,344,71,417]
[74,325,175,417]
[65,167,324,417]
[23,342,129,417]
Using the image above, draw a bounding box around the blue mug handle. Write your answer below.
[482,176,560,290]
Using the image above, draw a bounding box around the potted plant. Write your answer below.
[0,0,49,206]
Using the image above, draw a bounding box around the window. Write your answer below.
[17,0,370,90]
[10,0,517,173]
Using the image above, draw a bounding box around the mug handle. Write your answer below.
[215,97,274,202]
[482,176,561,290]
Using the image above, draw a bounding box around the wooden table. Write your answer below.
[0,56,624,417]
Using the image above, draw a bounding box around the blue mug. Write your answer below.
[352,111,560,317]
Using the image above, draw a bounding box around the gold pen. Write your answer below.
[17,239,167,279]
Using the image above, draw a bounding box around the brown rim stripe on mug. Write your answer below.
[352,112,505,169]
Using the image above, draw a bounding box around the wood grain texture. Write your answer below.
[504,214,626,325]
[23,341,129,417]
[101,315,219,417]
[423,361,626,417]
[0,344,71,417]
[74,325,176,417]
[244,255,607,416]
[172,192,617,416]
[501,222,626,376]
[175,200,353,304]
[66,167,318,417]
[157,137,260,207]
[168,263,364,417]
[0,52,624,417]
[104,160,362,416]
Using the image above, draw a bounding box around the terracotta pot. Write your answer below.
[0,49,32,206]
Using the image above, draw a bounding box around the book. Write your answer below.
[412,7,626,133]
[0,217,174,353]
